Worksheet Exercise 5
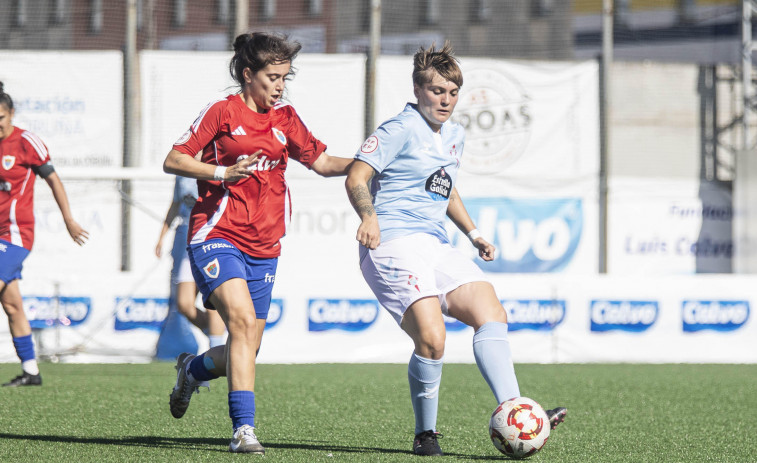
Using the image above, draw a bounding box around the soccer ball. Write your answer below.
[489,396,550,459]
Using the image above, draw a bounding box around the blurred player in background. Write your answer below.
[155,175,225,348]
[345,44,566,456]
[0,81,89,387]
[163,32,353,454]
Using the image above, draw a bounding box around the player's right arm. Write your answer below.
[163,99,260,182]
[163,149,260,183]
[346,160,380,249]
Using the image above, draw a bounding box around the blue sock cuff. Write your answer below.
[229,390,256,429]
[189,353,219,381]
[473,321,509,341]
[408,353,444,382]
[12,335,36,362]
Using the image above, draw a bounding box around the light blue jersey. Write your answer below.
[355,103,465,243]
[174,175,198,223]
[171,176,199,261]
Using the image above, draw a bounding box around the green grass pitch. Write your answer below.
[0,363,755,462]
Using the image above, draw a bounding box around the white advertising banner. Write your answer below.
[2,54,651,366]
[375,57,600,178]
[0,51,123,168]
[139,51,365,168]
[608,178,733,274]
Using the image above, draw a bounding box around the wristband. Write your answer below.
[213,166,227,181]
[467,228,482,243]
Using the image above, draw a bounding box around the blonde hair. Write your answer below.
[412,42,462,88]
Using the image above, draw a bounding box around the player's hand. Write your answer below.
[223,150,262,182]
[65,219,89,246]
[356,216,381,250]
[155,239,163,258]
[472,237,495,261]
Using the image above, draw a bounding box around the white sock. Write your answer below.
[208,334,226,348]
[22,359,40,375]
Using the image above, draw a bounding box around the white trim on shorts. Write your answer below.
[172,254,195,285]
[360,232,487,325]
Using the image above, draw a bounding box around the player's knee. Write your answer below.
[416,331,446,359]
[226,310,256,335]
[1,301,23,318]
[488,306,508,324]
[175,299,195,317]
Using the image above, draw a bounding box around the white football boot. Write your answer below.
[229,424,265,454]
[169,353,209,418]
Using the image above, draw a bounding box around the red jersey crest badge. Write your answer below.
[272,127,287,146]
[203,258,220,279]
[2,155,15,170]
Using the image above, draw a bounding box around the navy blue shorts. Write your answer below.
[0,239,30,284]
[188,238,278,319]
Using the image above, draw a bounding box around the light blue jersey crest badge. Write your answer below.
[272,127,287,146]
[203,258,220,278]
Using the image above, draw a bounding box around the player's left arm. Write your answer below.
[309,152,354,177]
[42,171,89,246]
[446,187,494,261]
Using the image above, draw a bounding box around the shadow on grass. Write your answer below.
[266,439,508,460]
[0,433,507,459]
[0,433,228,452]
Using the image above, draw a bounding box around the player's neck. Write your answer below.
[238,93,269,114]
[0,125,15,141]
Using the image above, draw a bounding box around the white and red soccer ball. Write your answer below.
[489,396,550,459]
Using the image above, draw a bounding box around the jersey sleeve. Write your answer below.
[173,99,228,157]
[280,105,326,169]
[355,117,409,173]
[176,175,199,201]
[20,131,52,168]
[172,177,182,202]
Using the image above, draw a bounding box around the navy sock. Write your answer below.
[188,353,219,381]
[12,335,36,362]
[229,390,256,430]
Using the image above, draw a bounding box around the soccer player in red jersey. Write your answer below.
[0,81,89,387]
[164,32,353,453]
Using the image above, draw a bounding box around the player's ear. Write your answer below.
[413,84,421,100]
[243,67,254,85]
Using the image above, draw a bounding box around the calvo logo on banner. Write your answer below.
[307,299,379,332]
[452,197,583,273]
[24,296,91,328]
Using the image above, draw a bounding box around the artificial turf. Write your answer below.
[0,363,754,462]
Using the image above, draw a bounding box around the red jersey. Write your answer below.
[0,127,51,250]
[173,94,325,258]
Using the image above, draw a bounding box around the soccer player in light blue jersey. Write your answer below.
[345,43,566,456]
[155,175,225,347]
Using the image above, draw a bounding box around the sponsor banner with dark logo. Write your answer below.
[501,299,566,331]
[590,300,658,332]
[24,296,91,329]
[114,297,169,332]
[308,299,379,332]
[682,300,749,332]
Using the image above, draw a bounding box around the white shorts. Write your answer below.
[360,232,487,324]
[171,253,195,285]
